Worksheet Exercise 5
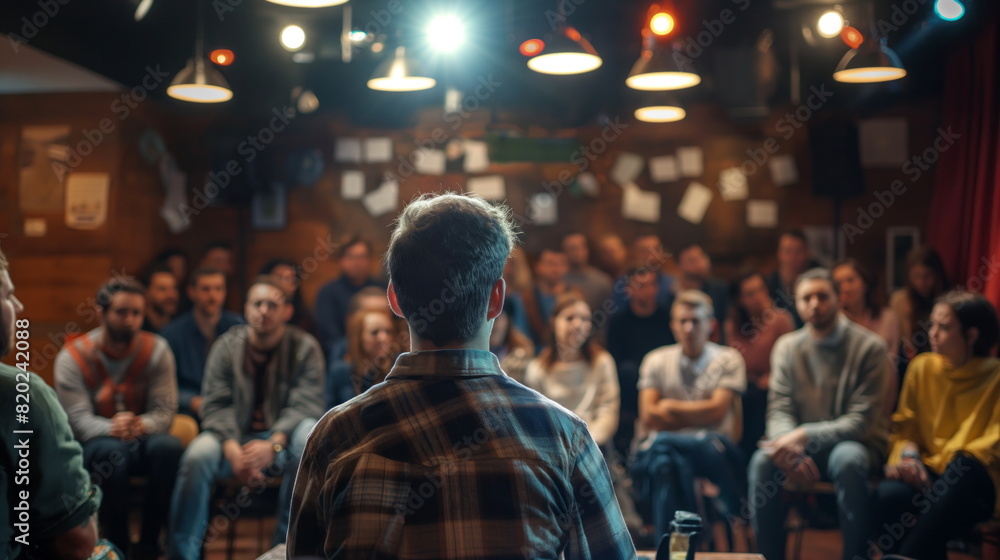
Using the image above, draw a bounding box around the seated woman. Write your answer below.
[889,246,950,381]
[833,258,902,412]
[724,270,795,460]
[326,308,400,408]
[524,291,620,449]
[873,290,1000,560]
[489,302,535,384]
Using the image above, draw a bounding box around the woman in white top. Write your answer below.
[524,291,620,448]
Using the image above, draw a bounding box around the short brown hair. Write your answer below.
[247,274,290,304]
[97,277,146,311]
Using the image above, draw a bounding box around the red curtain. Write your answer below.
[927,12,1000,309]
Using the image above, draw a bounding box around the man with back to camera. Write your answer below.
[288,192,636,559]
[0,249,105,560]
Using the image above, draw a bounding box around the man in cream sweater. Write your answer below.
[748,268,889,560]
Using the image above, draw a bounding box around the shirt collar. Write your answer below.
[678,342,715,374]
[386,349,505,380]
[814,315,848,348]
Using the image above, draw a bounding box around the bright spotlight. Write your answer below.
[280,25,306,52]
[817,10,845,38]
[934,0,965,20]
[650,12,675,36]
[427,15,466,53]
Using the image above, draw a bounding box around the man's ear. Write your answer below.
[486,278,506,321]
[387,282,405,318]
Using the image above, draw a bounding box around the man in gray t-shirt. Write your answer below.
[632,290,747,538]
[748,268,888,560]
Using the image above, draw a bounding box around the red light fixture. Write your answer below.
[210,49,234,66]
[840,26,863,49]
[519,39,544,57]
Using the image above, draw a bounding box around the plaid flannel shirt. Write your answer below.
[287,349,636,560]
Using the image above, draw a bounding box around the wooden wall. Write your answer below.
[0,91,939,382]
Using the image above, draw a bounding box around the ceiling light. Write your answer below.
[349,30,367,42]
[168,4,232,103]
[265,0,348,7]
[133,0,154,21]
[840,26,863,49]
[519,38,544,57]
[817,9,845,38]
[626,40,700,90]
[210,49,234,66]
[934,0,965,21]
[527,26,602,75]
[634,92,686,122]
[367,46,436,91]
[650,12,675,36]
[833,37,906,83]
[281,25,306,51]
[426,14,466,53]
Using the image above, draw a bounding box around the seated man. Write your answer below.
[288,193,635,559]
[160,268,243,419]
[141,264,179,333]
[54,278,182,558]
[748,268,889,560]
[168,275,324,560]
[632,290,746,538]
[0,250,104,560]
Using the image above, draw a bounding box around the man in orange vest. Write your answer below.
[55,277,182,560]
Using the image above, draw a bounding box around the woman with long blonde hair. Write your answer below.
[326,308,401,408]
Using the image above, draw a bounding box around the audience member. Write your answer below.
[260,257,316,336]
[160,268,243,419]
[613,235,674,311]
[55,278,182,558]
[314,235,384,358]
[168,276,324,559]
[607,268,676,459]
[563,232,614,313]
[489,303,535,384]
[724,270,795,459]
[327,308,400,408]
[153,249,190,313]
[142,264,179,333]
[748,268,889,560]
[522,247,570,349]
[502,246,533,336]
[675,243,729,341]
[765,230,817,328]
[834,259,901,412]
[524,291,620,449]
[0,250,106,560]
[889,246,950,378]
[288,193,635,559]
[631,290,747,537]
[596,233,630,280]
[327,285,394,363]
[198,242,233,277]
[873,290,999,560]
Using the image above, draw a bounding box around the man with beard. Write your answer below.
[168,275,324,560]
[0,249,105,560]
[747,268,889,560]
[161,268,243,419]
[55,277,182,559]
[142,265,180,333]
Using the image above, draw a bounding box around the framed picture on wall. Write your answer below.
[803,226,847,268]
[886,227,920,293]
[251,183,287,230]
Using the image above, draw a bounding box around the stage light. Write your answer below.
[368,46,436,91]
[634,92,685,122]
[527,25,602,75]
[280,25,306,51]
[426,15,466,53]
[840,26,863,49]
[934,0,965,21]
[520,39,544,57]
[265,0,348,7]
[210,49,234,66]
[833,37,906,83]
[817,9,845,38]
[650,12,674,36]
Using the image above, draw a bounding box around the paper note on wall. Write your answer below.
[610,152,644,185]
[527,193,558,225]
[341,170,365,200]
[463,140,490,172]
[413,148,447,175]
[621,183,661,223]
[65,172,109,230]
[334,138,362,163]
[718,167,749,201]
[677,147,704,177]
[649,155,679,182]
[769,155,799,187]
[747,200,779,228]
[363,137,393,163]
[363,179,398,217]
[467,175,506,200]
[677,181,712,224]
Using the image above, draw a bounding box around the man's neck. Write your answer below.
[808,317,839,340]
[99,329,132,357]
[681,344,706,361]
[537,280,564,296]
[194,308,222,339]
[408,326,490,352]
[249,326,285,351]
[630,299,657,318]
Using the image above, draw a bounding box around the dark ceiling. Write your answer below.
[0,0,991,127]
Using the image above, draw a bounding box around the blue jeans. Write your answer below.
[747,439,875,560]
[167,418,316,560]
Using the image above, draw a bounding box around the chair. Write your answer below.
[693,397,748,552]
[207,475,284,560]
[782,481,837,560]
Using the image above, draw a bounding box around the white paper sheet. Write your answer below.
[363,137,393,163]
[467,175,506,200]
[747,199,778,228]
[334,138,362,163]
[413,148,447,175]
[341,170,365,200]
[363,179,399,217]
[677,181,713,224]
[677,146,704,178]
[649,155,679,183]
[576,172,599,197]
[621,183,661,223]
[718,167,749,201]
[769,155,799,187]
[65,172,109,230]
[610,152,644,185]
[463,140,490,173]
[527,193,558,225]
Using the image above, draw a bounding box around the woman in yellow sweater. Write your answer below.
[873,291,999,560]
